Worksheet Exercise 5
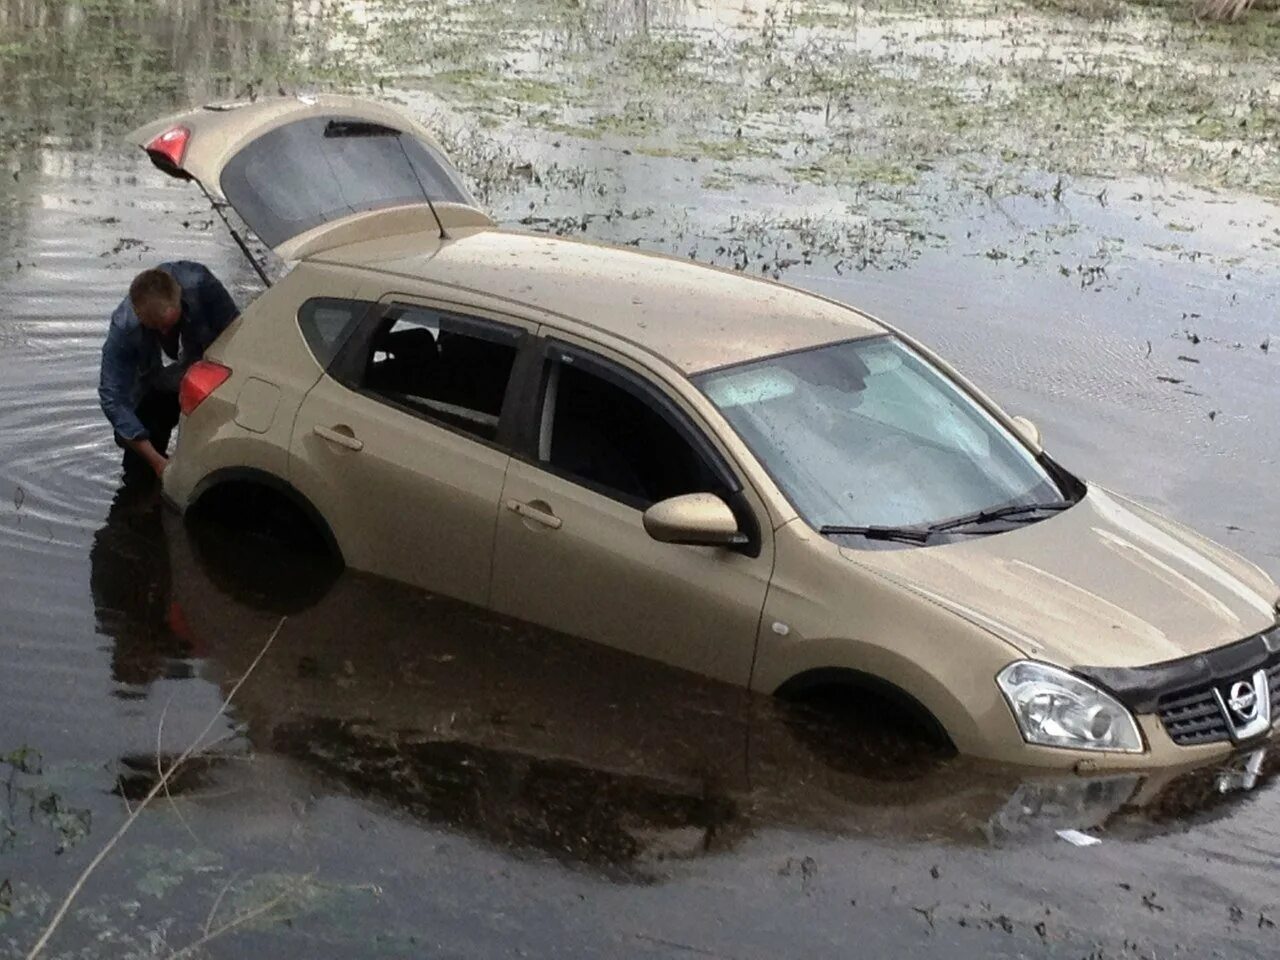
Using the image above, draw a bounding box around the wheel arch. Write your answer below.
[774,666,957,753]
[188,466,344,565]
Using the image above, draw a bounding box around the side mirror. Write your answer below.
[643,493,746,547]
[1009,415,1043,452]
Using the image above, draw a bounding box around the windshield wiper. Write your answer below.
[820,501,1072,545]
[819,524,932,544]
[928,500,1072,533]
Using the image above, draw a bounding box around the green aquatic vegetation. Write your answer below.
[701,172,737,190]
[1021,0,1131,18]
[617,35,695,73]
[360,0,1280,196]
[785,7,863,30]
[541,119,605,140]
[1,856,374,954]
[424,66,500,92]
[491,77,569,105]
[131,845,223,900]
[691,136,775,162]
[591,109,661,136]
[0,0,372,147]
[790,151,921,188]
[2,748,92,857]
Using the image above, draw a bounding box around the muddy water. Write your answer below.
[3,0,1280,957]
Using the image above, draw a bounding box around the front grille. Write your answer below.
[1157,656,1280,747]
[1158,687,1232,746]
[1081,625,1280,748]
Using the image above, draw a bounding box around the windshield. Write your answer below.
[695,336,1064,531]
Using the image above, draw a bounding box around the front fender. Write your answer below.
[752,520,1024,758]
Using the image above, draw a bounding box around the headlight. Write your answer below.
[997,661,1144,753]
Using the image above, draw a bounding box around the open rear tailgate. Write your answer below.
[129,95,493,259]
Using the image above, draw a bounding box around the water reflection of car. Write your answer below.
[89,483,195,690]
[129,95,1280,769]
[153,513,1280,867]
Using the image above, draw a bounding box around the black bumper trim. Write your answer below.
[1075,625,1280,714]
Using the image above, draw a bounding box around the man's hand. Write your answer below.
[124,437,169,479]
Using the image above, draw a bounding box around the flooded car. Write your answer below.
[130,95,1280,770]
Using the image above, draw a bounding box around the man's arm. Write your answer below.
[99,326,168,477]
[193,262,240,345]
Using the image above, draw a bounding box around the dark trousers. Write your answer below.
[114,390,180,482]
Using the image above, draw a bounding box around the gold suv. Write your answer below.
[132,96,1280,769]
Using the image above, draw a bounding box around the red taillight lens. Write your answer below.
[179,360,231,416]
[144,125,191,174]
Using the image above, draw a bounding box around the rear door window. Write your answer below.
[358,305,522,443]
[298,297,374,368]
[220,116,474,248]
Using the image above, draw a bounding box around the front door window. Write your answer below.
[538,353,727,508]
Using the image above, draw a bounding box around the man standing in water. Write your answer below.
[99,263,239,481]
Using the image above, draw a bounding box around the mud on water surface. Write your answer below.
[1,0,1280,957]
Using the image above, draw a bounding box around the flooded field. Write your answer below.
[2,0,1279,956]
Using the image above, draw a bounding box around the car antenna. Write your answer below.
[397,136,449,241]
[195,179,272,288]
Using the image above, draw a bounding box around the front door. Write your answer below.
[290,299,533,605]
[489,339,774,686]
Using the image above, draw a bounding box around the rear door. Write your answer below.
[128,95,493,260]
[289,295,537,606]
[489,334,774,686]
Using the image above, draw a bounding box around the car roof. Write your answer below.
[311,227,885,373]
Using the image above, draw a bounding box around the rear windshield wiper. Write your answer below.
[819,524,932,544]
[928,500,1072,533]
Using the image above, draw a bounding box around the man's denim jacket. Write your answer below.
[98,261,239,441]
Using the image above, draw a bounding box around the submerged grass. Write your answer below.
[2,748,92,859]
[341,0,1280,200]
[4,0,1276,198]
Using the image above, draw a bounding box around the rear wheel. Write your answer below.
[185,481,341,613]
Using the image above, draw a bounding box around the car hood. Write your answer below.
[841,488,1279,669]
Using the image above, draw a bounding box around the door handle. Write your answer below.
[506,499,562,530]
[313,424,364,451]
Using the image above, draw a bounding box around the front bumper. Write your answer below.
[1076,625,1280,752]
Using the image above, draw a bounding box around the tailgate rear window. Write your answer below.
[221,116,473,248]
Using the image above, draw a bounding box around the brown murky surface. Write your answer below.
[3,0,1280,957]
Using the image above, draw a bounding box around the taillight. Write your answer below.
[144,125,191,174]
[179,360,231,415]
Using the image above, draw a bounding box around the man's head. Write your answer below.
[129,268,182,333]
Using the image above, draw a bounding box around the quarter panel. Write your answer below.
[166,264,364,508]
